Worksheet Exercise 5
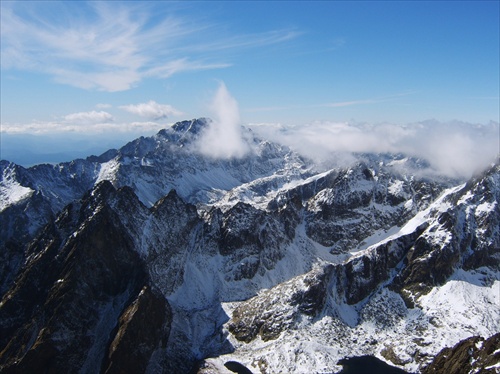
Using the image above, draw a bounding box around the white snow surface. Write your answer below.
[362,183,467,251]
[0,166,34,211]
[96,158,120,185]
[205,268,499,374]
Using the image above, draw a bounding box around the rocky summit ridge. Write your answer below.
[0,119,498,373]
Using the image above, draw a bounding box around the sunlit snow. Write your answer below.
[0,167,34,211]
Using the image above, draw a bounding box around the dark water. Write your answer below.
[222,356,410,374]
[337,355,410,374]
[224,360,254,374]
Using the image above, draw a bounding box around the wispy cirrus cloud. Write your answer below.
[120,101,183,120]
[0,2,299,92]
[325,91,416,108]
[326,99,378,108]
[188,29,302,52]
[246,91,416,113]
[96,103,112,109]
[144,58,231,79]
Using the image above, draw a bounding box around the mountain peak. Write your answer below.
[156,118,211,145]
[171,118,210,135]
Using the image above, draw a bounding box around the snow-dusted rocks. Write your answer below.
[422,333,500,374]
[0,162,34,211]
[204,163,499,373]
[0,119,498,373]
[228,265,334,343]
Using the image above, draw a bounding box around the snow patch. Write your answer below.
[354,226,402,252]
[475,201,497,216]
[418,268,500,342]
[364,183,466,249]
[96,158,120,184]
[0,167,34,211]
[388,180,405,195]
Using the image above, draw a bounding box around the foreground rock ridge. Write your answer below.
[0,119,498,373]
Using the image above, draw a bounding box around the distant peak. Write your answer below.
[171,118,211,135]
[156,118,211,145]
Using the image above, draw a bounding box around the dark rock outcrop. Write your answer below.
[423,333,500,374]
[0,182,171,373]
[227,265,334,342]
[104,286,172,374]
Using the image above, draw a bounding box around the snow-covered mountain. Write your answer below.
[0,119,498,373]
[0,119,307,247]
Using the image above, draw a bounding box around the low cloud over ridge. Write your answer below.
[248,120,499,178]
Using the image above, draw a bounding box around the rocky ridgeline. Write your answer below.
[0,181,171,373]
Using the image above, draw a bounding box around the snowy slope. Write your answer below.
[0,164,34,211]
[201,165,500,373]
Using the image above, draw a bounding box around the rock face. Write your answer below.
[392,163,500,305]
[228,265,334,343]
[0,119,498,373]
[423,333,500,374]
[105,286,172,374]
[0,181,172,373]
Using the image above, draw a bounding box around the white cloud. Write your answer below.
[2,113,497,178]
[145,58,231,79]
[0,2,299,92]
[248,120,499,178]
[326,99,377,108]
[325,92,416,108]
[63,110,114,124]
[120,101,182,120]
[195,82,250,159]
[1,120,166,135]
[96,103,112,109]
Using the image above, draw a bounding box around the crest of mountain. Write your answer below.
[0,119,498,373]
[0,118,307,251]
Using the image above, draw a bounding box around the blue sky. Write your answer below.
[1,1,499,166]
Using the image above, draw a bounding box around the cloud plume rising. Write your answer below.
[196,83,250,159]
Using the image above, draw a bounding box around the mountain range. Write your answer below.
[1,118,498,373]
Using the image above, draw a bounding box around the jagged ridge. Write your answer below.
[0,120,498,373]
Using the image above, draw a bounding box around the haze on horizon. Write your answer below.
[1,1,499,174]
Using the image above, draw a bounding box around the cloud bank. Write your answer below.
[1,120,165,135]
[248,120,499,179]
[63,110,114,124]
[196,83,250,159]
[120,101,182,120]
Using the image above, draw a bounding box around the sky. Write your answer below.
[1,1,499,170]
